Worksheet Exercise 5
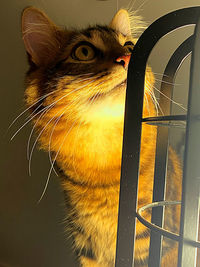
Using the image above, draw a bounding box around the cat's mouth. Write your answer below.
[89,79,127,101]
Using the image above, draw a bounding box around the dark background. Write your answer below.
[1,0,200,266]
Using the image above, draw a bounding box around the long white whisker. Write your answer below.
[152,84,187,111]
[48,114,66,177]
[47,78,97,166]
[48,93,87,175]
[11,80,95,141]
[27,105,52,159]
[29,78,96,176]
[148,89,159,115]
[127,0,137,11]
[154,78,182,86]
[146,82,164,115]
[71,88,102,176]
[144,92,150,116]
[27,103,44,119]
[27,103,61,161]
[9,75,95,133]
[29,81,92,165]
[28,104,61,175]
[37,121,76,203]
[26,104,50,160]
[135,0,149,12]
[153,72,170,78]
[26,91,73,162]
[52,74,95,84]
[8,90,56,130]
[10,105,51,141]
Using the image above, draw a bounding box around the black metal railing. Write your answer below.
[115,7,200,267]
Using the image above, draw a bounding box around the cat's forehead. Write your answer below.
[69,25,127,50]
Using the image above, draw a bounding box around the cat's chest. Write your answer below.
[64,181,120,216]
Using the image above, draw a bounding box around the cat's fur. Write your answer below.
[21,7,182,267]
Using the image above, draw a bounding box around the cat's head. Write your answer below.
[21,7,155,153]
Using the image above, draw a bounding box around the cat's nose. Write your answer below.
[115,55,131,69]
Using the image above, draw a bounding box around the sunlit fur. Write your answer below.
[22,8,182,267]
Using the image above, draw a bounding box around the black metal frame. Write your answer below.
[115,7,200,267]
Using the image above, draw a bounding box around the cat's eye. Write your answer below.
[124,41,134,53]
[72,42,96,61]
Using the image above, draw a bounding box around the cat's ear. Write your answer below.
[22,7,61,66]
[109,9,131,36]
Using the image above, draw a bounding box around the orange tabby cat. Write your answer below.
[21,7,182,267]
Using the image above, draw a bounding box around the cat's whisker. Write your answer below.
[144,93,150,116]
[8,90,56,130]
[42,107,68,176]
[13,94,63,143]
[47,93,86,175]
[10,105,52,141]
[27,101,63,162]
[48,116,66,177]
[53,74,95,84]
[31,79,97,173]
[24,102,48,129]
[27,103,61,163]
[145,85,159,115]
[74,72,94,77]
[28,105,59,175]
[146,82,164,115]
[149,91,159,115]
[12,80,95,142]
[144,92,154,136]
[48,83,96,158]
[55,71,109,85]
[72,121,83,177]
[37,121,76,204]
[74,77,96,84]
[154,78,182,86]
[152,84,187,111]
[29,81,95,171]
[127,0,137,11]
[27,103,44,118]
[71,88,103,175]
[153,72,170,78]
[27,90,78,161]
[134,0,149,14]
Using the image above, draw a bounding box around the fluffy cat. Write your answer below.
[21,7,182,267]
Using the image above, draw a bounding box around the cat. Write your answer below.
[21,7,182,267]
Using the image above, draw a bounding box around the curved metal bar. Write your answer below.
[142,115,187,122]
[148,35,194,267]
[136,201,200,249]
[143,115,187,128]
[137,201,181,242]
[145,122,186,128]
[178,17,200,267]
[115,7,200,267]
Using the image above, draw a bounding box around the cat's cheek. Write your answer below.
[25,84,39,106]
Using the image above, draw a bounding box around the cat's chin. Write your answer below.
[108,79,127,96]
[88,79,127,103]
[83,83,126,124]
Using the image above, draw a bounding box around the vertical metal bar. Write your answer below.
[148,127,169,267]
[178,18,200,267]
[148,36,194,267]
[115,61,146,267]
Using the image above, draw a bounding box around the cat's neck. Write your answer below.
[54,118,124,186]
